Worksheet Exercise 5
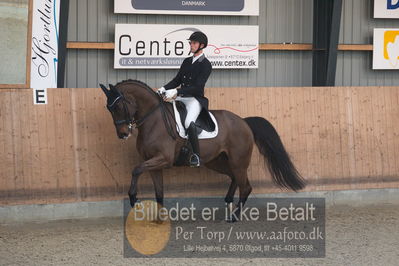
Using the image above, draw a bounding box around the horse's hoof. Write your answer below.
[129,197,140,208]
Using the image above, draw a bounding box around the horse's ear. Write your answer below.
[99,84,109,96]
[109,84,116,92]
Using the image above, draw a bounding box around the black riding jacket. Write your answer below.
[164,55,212,110]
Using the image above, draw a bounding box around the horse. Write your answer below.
[99,80,305,221]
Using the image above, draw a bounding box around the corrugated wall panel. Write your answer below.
[336,0,399,86]
[66,0,398,88]
[66,0,314,88]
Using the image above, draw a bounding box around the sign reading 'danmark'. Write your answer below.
[373,28,399,70]
[374,0,399,18]
[114,0,259,16]
[114,24,259,69]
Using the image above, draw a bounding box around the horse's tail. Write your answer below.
[244,116,306,191]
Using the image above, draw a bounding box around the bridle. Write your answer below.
[107,92,161,131]
[106,82,177,140]
[107,94,133,128]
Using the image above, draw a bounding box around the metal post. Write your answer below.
[312,0,343,86]
[57,0,70,88]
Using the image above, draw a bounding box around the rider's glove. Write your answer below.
[157,87,166,95]
[164,89,178,100]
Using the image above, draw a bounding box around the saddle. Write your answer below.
[172,101,219,139]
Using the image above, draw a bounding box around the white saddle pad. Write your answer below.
[172,101,219,139]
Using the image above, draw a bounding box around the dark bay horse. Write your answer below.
[100,80,305,221]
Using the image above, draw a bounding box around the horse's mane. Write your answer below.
[114,79,156,95]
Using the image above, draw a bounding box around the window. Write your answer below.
[0,0,32,87]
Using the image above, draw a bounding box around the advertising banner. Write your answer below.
[114,24,259,69]
[373,28,399,70]
[374,0,399,18]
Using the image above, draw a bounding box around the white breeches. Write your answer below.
[176,96,202,128]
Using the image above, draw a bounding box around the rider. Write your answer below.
[157,31,212,167]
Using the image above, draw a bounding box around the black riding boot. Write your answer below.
[187,122,200,167]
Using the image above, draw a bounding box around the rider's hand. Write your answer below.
[164,89,177,101]
[157,87,166,95]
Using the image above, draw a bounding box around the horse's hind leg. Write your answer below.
[226,138,253,221]
[234,168,252,206]
[228,167,252,222]
[225,179,237,203]
[204,153,237,203]
[205,152,253,222]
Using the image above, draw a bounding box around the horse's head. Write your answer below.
[100,83,137,139]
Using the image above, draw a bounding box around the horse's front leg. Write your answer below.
[128,155,170,208]
[149,170,164,206]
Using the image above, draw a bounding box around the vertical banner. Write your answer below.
[31,0,61,104]
[373,28,399,70]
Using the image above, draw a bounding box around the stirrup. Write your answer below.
[189,153,200,167]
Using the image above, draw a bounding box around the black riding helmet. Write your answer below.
[188,31,208,53]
